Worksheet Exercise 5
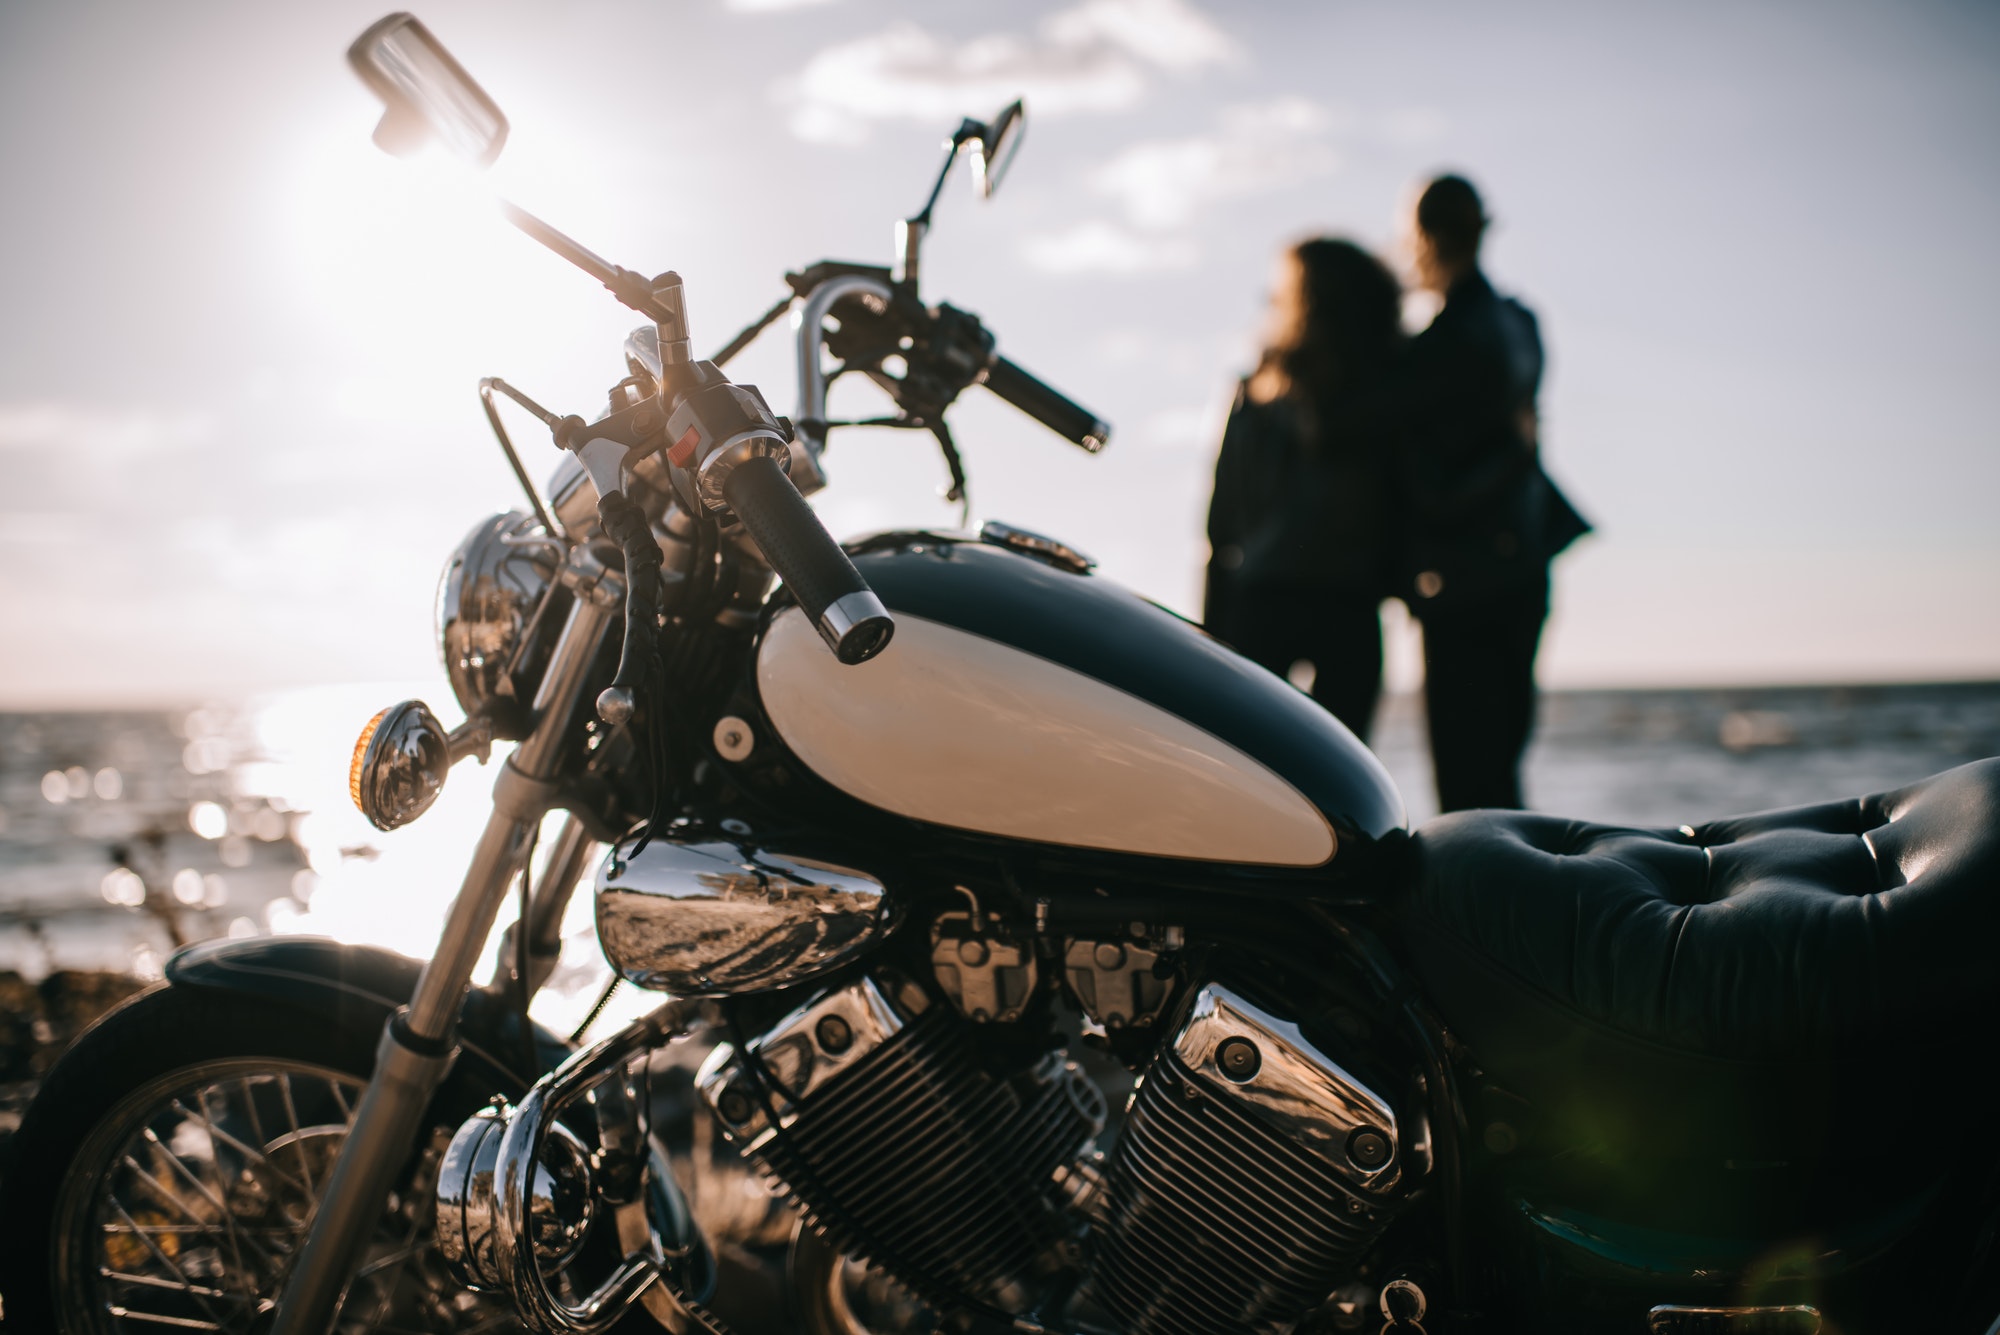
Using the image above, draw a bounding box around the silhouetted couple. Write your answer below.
[1206,175,1589,812]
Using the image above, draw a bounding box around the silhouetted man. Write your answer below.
[1401,175,1589,811]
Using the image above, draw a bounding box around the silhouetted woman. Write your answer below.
[1205,237,1404,741]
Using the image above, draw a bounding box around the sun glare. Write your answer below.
[281,112,650,402]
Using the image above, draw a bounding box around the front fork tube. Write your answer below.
[498,811,598,1005]
[272,573,619,1334]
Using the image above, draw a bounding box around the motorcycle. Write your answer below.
[3,13,1998,1335]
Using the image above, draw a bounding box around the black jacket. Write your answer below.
[1400,270,1589,608]
[1204,376,1397,631]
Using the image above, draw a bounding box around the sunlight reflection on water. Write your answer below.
[6,678,1998,1044]
[238,681,656,1040]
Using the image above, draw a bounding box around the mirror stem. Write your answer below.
[896,130,974,292]
[894,215,927,291]
[500,200,672,322]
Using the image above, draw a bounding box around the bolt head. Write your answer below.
[596,686,636,726]
[1092,941,1126,970]
[712,715,755,761]
[1216,1036,1261,1081]
[815,1014,853,1054]
[956,938,990,967]
[1347,1127,1392,1168]
[716,1085,754,1125]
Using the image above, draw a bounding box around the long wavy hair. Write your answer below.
[1247,238,1403,430]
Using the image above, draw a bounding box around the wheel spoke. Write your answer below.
[120,1154,214,1233]
[104,1195,232,1329]
[186,1089,251,1283]
[360,1143,437,1323]
[173,1097,308,1197]
[75,1060,507,1335]
[103,1223,300,1237]
[105,1309,226,1331]
[238,1076,268,1153]
[276,1073,315,1198]
[134,1131,282,1271]
[99,1269,242,1301]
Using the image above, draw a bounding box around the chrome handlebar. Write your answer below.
[793,270,896,485]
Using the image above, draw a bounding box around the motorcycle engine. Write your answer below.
[1078,982,1408,1335]
[702,960,1410,1334]
[697,974,1107,1314]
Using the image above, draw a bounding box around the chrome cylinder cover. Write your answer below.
[1080,984,1407,1335]
[594,837,893,995]
[698,975,1105,1314]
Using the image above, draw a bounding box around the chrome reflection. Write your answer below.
[433,1003,714,1333]
[595,838,893,995]
[436,511,563,725]
[350,699,452,831]
[1174,983,1401,1189]
[437,1108,597,1284]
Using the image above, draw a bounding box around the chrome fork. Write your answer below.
[271,544,621,1335]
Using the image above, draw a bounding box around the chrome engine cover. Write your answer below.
[698,975,1105,1314]
[1081,983,1408,1335]
[594,837,893,995]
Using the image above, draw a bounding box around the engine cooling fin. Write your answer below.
[714,986,1101,1315]
[1081,1002,1405,1335]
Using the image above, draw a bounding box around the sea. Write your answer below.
[4,678,1999,1008]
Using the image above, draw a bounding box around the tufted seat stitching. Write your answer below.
[1657,903,1693,1021]
[1397,759,2000,1064]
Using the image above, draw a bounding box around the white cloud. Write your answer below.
[1093,96,1342,230]
[1043,0,1240,74]
[1020,220,1198,275]
[730,0,838,10]
[786,0,1237,143]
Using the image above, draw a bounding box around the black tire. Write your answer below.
[0,982,520,1334]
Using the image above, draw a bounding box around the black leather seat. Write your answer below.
[1396,759,2000,1159]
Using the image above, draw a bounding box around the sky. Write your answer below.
[2,0,1996,705]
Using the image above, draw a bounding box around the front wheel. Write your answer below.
[0,982,521,1334]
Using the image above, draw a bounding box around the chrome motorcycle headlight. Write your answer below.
[595,837,893,995]
[436,510,563,729]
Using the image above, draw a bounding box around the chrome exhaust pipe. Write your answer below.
[434,1001,715,1334]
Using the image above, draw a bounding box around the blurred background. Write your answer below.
[3,0,1997,1104]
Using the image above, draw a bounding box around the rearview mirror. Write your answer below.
[971,100,1026,199]
[348,12,509,167]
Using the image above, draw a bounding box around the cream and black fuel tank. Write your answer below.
[751,531,1404,868]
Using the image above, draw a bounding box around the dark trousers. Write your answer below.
[1221,581,1384,742]
[1414,581,1548,812]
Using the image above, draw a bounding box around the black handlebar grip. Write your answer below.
[984,356,1111,453]
[722,453,894,665]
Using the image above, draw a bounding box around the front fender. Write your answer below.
[165,936,571,1094]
